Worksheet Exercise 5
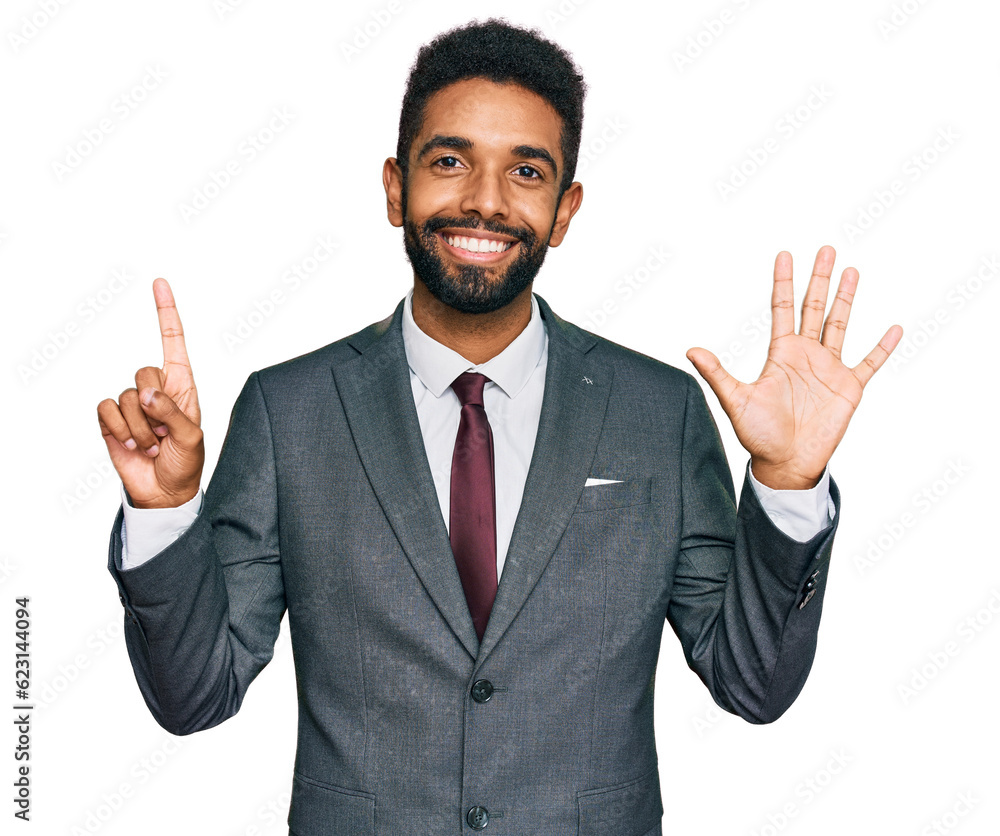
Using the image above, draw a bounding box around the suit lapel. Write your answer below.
[332,302,480,659]
[477,297,613,664]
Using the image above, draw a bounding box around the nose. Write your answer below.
[459,165,509,220]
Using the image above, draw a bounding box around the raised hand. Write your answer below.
[97,279,204,508]
[686,246,902,491]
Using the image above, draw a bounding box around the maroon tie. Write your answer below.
[449,372,498,641]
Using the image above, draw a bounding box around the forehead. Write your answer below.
[413,78,564,161]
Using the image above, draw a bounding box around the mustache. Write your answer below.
[422,216,535,243]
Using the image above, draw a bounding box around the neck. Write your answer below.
[411,280,533,365]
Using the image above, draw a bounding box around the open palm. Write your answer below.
[687,246,902,490]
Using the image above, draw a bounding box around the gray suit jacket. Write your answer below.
[107,295,839,835]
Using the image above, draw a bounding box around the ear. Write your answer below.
[383,157,404,228]
[548,181,584,247]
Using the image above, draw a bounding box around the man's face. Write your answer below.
[384,78,582,314]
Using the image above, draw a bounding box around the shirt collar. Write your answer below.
[401,288,546,399]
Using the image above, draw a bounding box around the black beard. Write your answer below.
[403,214,552,315]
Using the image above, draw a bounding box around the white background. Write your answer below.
[3,0,998,833]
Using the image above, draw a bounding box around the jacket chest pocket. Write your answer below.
[574,478,652,513]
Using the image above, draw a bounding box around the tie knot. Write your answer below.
[451,371,488,407]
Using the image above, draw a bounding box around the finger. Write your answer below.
[153,278,193,376]
[770,251,795,340]
[799,245,836,340]
[97,398,138,451]
[138,387,204,451]
[852,324,904,387]
[686,347,742,412]
[118,388,161,454]
[135,366,169,436]
[820,266,859,359]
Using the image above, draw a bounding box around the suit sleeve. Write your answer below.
[665,375,840,724]
[106,372,285,735]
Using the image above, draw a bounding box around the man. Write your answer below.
[97,20,900,836]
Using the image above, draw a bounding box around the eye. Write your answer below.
[433,155,462,169]
[514,165,542,179]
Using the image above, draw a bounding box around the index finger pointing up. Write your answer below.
[152,278,191,370]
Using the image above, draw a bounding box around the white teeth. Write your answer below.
[444,234,513,254]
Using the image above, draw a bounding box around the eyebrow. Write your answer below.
[415,135,559,177]
[416,135,473,161]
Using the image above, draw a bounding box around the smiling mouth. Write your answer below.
[439,231,517,257]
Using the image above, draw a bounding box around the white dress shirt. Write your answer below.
[120,291,834,571]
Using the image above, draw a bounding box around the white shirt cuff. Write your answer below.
[747,464,834,543]
[119,483,203,570]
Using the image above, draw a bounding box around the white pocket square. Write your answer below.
[585,478,623,487]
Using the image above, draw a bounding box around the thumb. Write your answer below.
[138,387,203,450]
[686,347,740,410]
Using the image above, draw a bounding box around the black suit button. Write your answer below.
[471,680,494,704]
[466,806,489,830]
[119,594,126,606]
